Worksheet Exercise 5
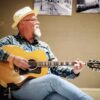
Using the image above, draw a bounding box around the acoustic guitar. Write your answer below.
[0,45,99,87]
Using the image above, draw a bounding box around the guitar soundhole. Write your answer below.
[28,59,37,69]
[14,59,41,75]
[28,59,41,74]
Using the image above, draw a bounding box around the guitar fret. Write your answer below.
[65,62,69,65]
[61,62,64,66]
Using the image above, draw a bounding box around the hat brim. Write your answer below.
[12,9,39,30]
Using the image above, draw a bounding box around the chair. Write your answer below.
[0,85,18,100]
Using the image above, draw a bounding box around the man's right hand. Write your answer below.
[7,54,30,70]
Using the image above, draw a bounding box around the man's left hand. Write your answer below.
[72,60,85,74]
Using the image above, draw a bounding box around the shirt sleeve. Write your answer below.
[46,44,80,79]
[50,65,80,79]
[0,36,13,62]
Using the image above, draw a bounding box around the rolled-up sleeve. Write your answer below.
[50,65,80,79]
[0,48,9,62]
[0,36,13,62]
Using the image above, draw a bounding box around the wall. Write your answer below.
[0,0,100,88]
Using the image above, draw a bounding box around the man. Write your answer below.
[0,6,93,100]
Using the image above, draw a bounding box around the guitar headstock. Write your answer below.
[87,60,100,71]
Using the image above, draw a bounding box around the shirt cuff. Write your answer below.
[71,70,80,77]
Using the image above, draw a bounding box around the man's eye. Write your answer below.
[25,19,30,21]
[25,19,35,21]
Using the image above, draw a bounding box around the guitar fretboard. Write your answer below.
[37,61,73,67]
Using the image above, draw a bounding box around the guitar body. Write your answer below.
[0,45,48,87]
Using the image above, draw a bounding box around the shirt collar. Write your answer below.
[14,33,39,45]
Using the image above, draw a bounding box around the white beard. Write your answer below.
[34,28,42,38]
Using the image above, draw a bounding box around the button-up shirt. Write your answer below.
[0,34,79,79]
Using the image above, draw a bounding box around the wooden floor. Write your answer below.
[81,88,100,100]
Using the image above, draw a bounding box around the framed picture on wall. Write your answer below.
[34,0,72,16]
[76,0,100,13]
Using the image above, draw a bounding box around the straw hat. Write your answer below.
[12,6,39,29]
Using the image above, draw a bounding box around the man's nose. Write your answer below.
[33,20,40,26]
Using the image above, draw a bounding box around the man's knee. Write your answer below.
[46,74,60,82]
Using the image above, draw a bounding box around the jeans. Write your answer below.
[12,74,93,100]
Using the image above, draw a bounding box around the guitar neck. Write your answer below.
[36,61,73,67]
[28,59,100,70]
